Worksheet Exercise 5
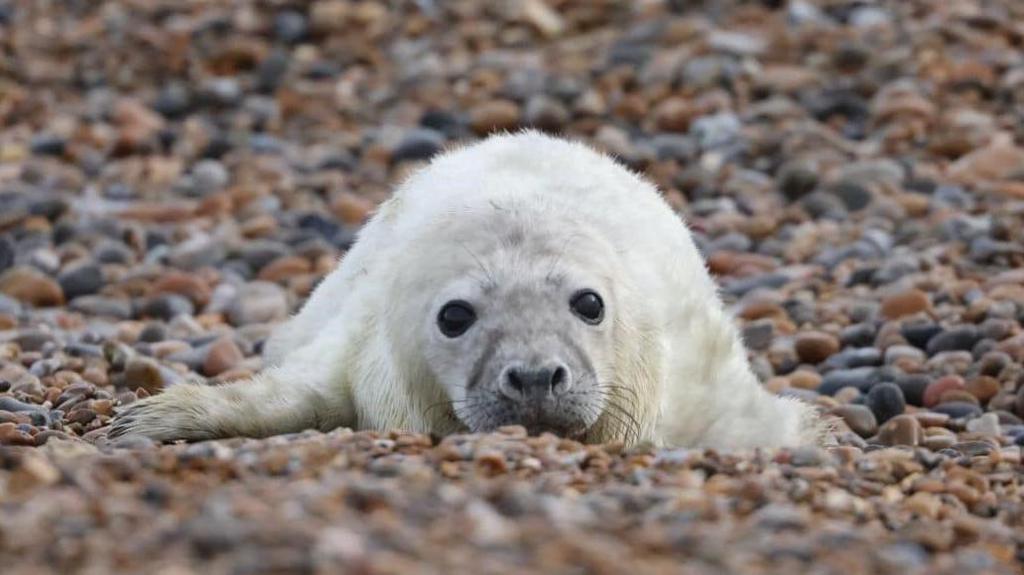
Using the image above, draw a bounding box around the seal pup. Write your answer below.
[110,131,821,448]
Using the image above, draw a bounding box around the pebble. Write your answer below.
[794,331,840,364]
[832,404,877,437]
[880,289,931,319]
[931,401,984,419]
[226,281,289,326]
[876,414,922,446]
[926,326,980,356]
[202,338,245,377]
[138,294,195,321]
[122,357,182,394]
[0,266,64,307]
[390,129,445,163]
[865,382,906,424]
[469,100,521,135]
[57,260,104,300]
[923,376,966,408]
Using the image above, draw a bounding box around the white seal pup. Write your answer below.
[110,131,821,448]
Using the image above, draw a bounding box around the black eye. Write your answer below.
[438,300,476,338]
[570,290,604,324]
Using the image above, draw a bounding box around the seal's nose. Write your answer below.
[500,364,570,400]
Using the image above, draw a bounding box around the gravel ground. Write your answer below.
[1,0,1023,573]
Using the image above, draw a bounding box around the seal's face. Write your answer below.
[420,221,619,439]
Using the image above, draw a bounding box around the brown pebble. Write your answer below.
[880,289,931,319]
[876,414,922,446]
[923,375,965,408]
[789,370,822,390]
[938,389,979,406]
[258,256,312,283]
[794,331,840,364]
[653,97,695,132]
[330,192,373,225]
[469,100,521,135]
[150,272,211,307]
[203,337,244,377]
[0,422,36,446]
[965,376,1000,404]
[0,266,65,307]
[831,404,877,437]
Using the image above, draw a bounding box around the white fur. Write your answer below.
[110,132,821,448]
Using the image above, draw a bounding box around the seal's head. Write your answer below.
[408,208,625,440]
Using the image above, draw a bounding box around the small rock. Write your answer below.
[965,376,1000,404]
[926,326,980,355]
[832,404,877,437]
[876,414,922,446]
[794,331,840,364]
[203,338,245,377]
[391,129,445,164]
[122,357,181,394]
[469,100,521,135]
[190,160,230,196]
[923,376,966,408]
[931,401,983,419]
[880,289,931,319]
[226,281,289,326]
[865,382,905,424]
[0,266,64,307]
[57,260,104,299]
[965,413,1000,437]
[139,294,195,321]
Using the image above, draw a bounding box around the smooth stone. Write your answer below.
[794,331,840,364]
[965,413,1000,437]
[0,235,14,273]
[30,134,66,156]
[923,376,965,407]
[926,326,980,355]
[391,128,445,163]
[876,414,921,447]
[690,113,743,151]
[226,281,289,326]
[931,401,983,419]
[469,100,520,135]
[138,294,195,321]
[951,441,995,457]
[189,160,230,196]
[880,289,931,319]
[819,367,878,395]
[823,347,882,369]
[865,382,905,424]
[829,179,873,211]
[203,338,244,377]
[839,323,876,348]
[832,404,877,437]
[0,266,64,307]
[122,357,183,394]
[965,376,1000,404]
[901,322,942,350]
[167,235,226,270]
[68,295,132,319]
[57,260,104,299]
[896,375,931,407]
[885,345,925,365]
[742,320,774,351]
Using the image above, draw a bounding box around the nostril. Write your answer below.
[506,369,525,394]
[550,366,568,390]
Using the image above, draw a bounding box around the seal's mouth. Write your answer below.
[454,393,599,440]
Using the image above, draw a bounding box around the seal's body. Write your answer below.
[111,132,820,448]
